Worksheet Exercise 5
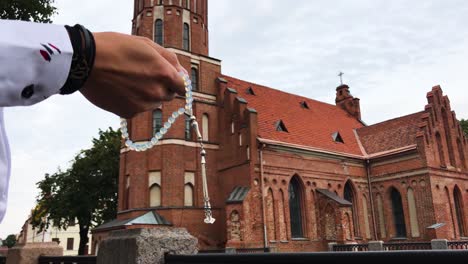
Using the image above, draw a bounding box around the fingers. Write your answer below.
[144,39,186,96]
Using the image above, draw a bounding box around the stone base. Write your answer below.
[97,228,198,264]
[6,242,63,264]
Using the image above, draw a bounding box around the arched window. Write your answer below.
[390,188,407,238]
[457,138,466,170]
[436,132,446,167]
[185,115,192,140]
[288,176,304,238]
[153,110,163,134]
[442,108,456,166]
[154,19,163,45]
[202,114,209,141]
[184,183,194,206]
[454,186,466,237]
[191,68,198,91]
[344,181,360,236]
[407,188,420,237]
[149,184,161,207]
[183,23,190,51]
[377,194,386,238]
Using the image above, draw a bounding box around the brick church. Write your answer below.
[92,0,468,253]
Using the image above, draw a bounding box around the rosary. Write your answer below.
[119,71,215,224]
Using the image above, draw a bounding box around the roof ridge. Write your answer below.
[360,111,424,129]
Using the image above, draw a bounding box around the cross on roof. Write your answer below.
[338,72,344,85]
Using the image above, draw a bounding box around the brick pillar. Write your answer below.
[97,228,198,264]
[6,242,63,264]
[368,241,384,251]
[431,239,448,250]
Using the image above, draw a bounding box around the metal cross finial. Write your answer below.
[338,72,344,85]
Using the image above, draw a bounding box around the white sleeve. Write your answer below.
[0,19,74,106]
[0,108,11,223]
[0,20,73,223]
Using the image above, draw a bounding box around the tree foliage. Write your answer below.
[3,234,17,248]
[461,119,468,136]
[32,128,121,255]
[0,0,57,23]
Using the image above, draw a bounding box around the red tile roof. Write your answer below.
[222,75,365,156]
[356,112,424,155]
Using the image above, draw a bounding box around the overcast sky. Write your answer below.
[1,0,467,237]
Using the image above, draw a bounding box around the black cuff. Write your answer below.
[60,24,96,95]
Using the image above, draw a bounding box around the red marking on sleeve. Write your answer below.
[48,43,62,54]
[40,50,51,62]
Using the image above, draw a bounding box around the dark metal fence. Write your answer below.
[165,250,468,264]
[0,256,6,264]
[38,256,97,264]
[383,242,432,251]
[333,243,369,251]
[448,240,468,250]
[236,248,271,253]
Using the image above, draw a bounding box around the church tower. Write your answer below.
[97,0,224,250]
[132,0,209,56]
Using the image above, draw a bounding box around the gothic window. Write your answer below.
[153,109,163,134]
[191,67,198,91]
[154,19,163,45]
[239,133,242,146]
[436,132,446,167]
[229,210,241,241]
[377,194,386,238]
[202,114,209,141]
[407,188,420,237]
[289,176,304,238]
[442,108,456,166]
[184,172,195,206]
[276,120,288,132]
[183,23,190,51]
[457,138,466,170]
[390,187,407,238]
[184,183,194,206]
[344,181,360,236]
[149,184,161,207]
[185,115,192,140]
[231,121,235,134]
[454,186,466,237]
[124,175,130,210]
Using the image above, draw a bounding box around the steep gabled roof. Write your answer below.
[222,75,365,156]
[356,112,424,155]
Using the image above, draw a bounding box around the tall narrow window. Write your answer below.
[344,181,360,236]
[138,0,144,11]
[436,132,446,167]
[457,138,466,169]
[377,194,386,238]
[67,238,74,250]
[185,115,192,140]
[390,187,407,238]
[185,0,190,9]
[183,23,190,51]
[231,121,235,134]
[407,188,420,237]
[150,184,161,207]
[184,172,195,206]
[442,108,456,166]
[153,110,163,134]
[124,175,130,210]
[202,114,209,141]
[454,186,466,237]
[289,176,304,238]
[154,19,163,45]
[191,68,198,91]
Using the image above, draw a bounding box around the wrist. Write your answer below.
[60,24,96,95]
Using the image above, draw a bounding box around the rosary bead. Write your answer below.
[163,122,171,129]
[178,108,185,115]
[160,127,168,135]
[151,137,159,145]
[155,132,163,139]
[168,116,176,124]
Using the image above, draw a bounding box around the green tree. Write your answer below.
[4,234,17,248]
[0,0,57,23]
[32,128,121,255]
[461,119,468,136]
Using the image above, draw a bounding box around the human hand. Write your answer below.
[79,32,186,118]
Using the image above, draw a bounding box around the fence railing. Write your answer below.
[38,255,97,264]
[236,248,271,253]
[165,250,468,264]
[448,240,468,250]
[333,243,369,252]
[383,242,432,251]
